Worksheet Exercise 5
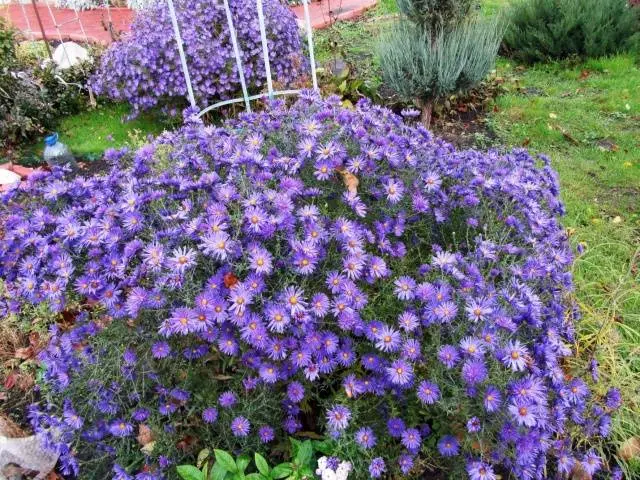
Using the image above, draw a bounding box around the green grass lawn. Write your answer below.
[22,103,172,160]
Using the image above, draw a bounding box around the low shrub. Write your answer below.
[379,18,504,124]
[503,0,640,63]
[0,19,96,151]
[1,94,621,479]
[0,18,16,67]
[90,0,304,114]
[379,0,504,126]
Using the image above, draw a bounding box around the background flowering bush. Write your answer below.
[0,94,621,479]
[90,0,304,114]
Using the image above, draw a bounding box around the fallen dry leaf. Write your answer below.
[3,371,17,389]
[137,424,155,446]
[336,167,359,194]
[223,272,239,289]
[14,346,34,360]
[570,461,592,480]
[618,437,640,461]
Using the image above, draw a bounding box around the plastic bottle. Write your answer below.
[43,133,76,168]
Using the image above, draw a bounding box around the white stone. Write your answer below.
[52,42,90,70]
[0,169,21,186]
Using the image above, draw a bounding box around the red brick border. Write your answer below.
[1,0,378,44]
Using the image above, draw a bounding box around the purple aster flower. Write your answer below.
[326,405,351,431]
[466,460,497,480]
[383,178,404,204]
[394,276,416,301]
[438,345,460,368]
[417,380,440,405]
[368,457,386,478]
[401,428,421,451]
[467,416,481,433]
[581,450,601,476]
[465,297,493,322]
[386,359,414,386]
[398,453,414,474]
[109,420,134,437]
[375,325,402,352]
[387,417,405,438]
[202,408,218,424]
[501,340,528,372]
[258,425,275,443]
[462,359,488,386]
[287,381,305,403]
[605,387,622,410]
[402,339,422,361]
[281,286,307,315]
[355,427,376,449]
[437,435,460,457]
[230,416,251,437]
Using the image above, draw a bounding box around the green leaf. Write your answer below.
[294,441,313,467]
[299,466,314,479]
[254,453,270,477]
[176,465,204,480]
[236,454,251,473]
[211,462,228,480]
[245,474,263,480]
[215,450,238,473]
[270,463,293,479]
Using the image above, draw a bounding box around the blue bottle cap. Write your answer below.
[44,133,59,147]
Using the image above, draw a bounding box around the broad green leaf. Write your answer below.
[254,453,270,477]
[236,454,251,473]
[245,474,263,480]
[294,441,313,467]
[176,465,204,480]
[270,463,293,479]
[215,450,238,473]
[211,462,228,480]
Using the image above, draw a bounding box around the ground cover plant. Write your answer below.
[91,0,304,115]
[1,93,623,479]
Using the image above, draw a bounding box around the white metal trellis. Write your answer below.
[165,0,319,118]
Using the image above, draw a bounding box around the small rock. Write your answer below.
[0,168,21,186]
[52,42,90,70]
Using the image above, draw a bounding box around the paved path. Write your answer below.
[1,0,377,44]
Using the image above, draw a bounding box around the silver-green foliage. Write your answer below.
[379,17,504,103]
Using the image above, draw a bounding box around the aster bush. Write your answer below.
[90,0,304,114]
[0,94,622,479]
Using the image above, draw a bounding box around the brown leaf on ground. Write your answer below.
[579,70,590,81]
[571,461,592,480]
[14,346,35,360]
[336,167,359,194]
[3,371,17,389]
[16,373,35,391]
[522,138,531,147]
[618,437,640,461]
[176,435,197,452]
[137,424,155,446]
[223,272,239,289]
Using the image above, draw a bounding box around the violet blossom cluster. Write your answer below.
[90,0,304,114]
[0,93,621,479]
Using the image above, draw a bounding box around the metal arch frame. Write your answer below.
[165,0,319,118]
